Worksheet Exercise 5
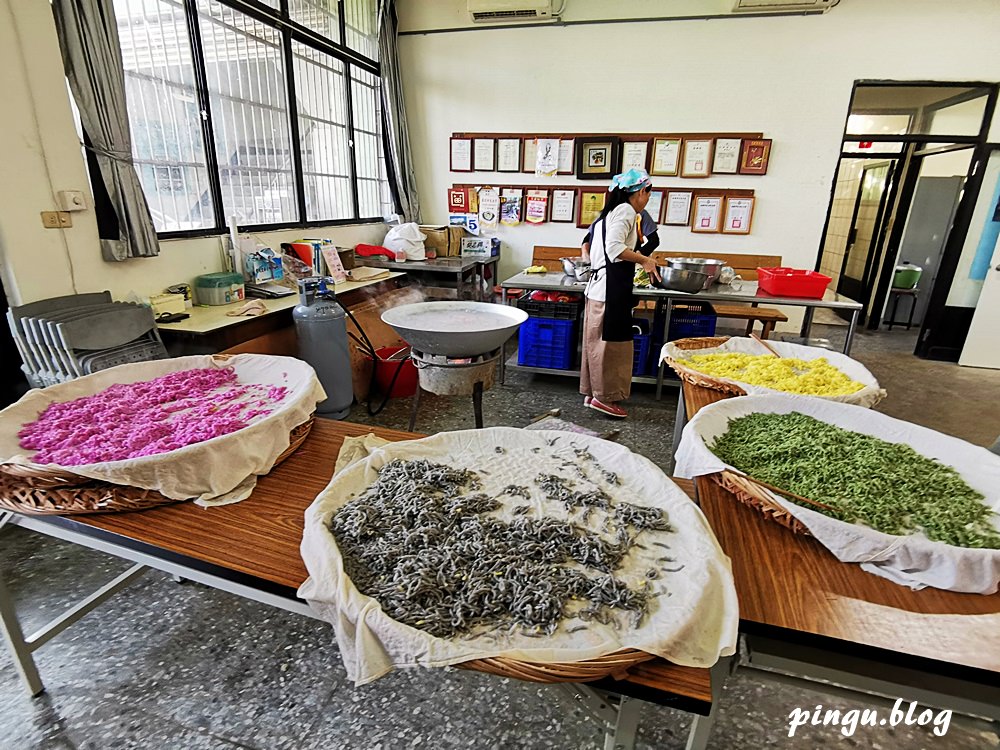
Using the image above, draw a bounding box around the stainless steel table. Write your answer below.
[499,272,863,394]
[362,256,499,301]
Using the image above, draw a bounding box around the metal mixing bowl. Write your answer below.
[665,258,725,289]
[572,264,593,282]
[559,257,584,276]
[654,266,709,293]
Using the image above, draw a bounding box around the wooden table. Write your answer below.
[156,275,405,356]
[2,420,716,749]
[681,380,1000,718]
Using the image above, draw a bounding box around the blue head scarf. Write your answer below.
[609,168,652,193]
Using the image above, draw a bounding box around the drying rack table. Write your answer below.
[0,419,721,750]
[677,380,1000,725]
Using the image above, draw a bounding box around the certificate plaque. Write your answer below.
[681,139,714,178]
[712,138,742,174]
[577,189,606,228]
[473,138,496,171]
[664,191,692,225]
[739,139,772,175]
[722,196,755,234]
[645,189,665,225]
[557,139,575,174]
[522,138,538,173]
[651,137,681,176]
[497,138,521,172]
[550,189,577,223]
[621,140,650,172]
[691,195,722,233]
[450,137,472,172]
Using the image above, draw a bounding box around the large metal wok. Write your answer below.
[381,301,528,357]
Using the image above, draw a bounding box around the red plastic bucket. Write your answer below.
[370,346,417,398]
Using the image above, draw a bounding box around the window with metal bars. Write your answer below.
[112,0,384,237]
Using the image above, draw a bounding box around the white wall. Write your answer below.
[397,0,1000,297]
[0,0,386,307]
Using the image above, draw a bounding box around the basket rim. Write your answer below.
[460,647,657,683]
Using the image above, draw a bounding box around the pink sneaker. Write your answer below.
[589,398,627,419]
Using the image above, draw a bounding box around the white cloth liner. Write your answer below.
[662,337,886,408]
[299,427,738,686]
[674,395,1000,594]
[0,354,325,504]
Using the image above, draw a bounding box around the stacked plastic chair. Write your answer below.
[6,293,168,388]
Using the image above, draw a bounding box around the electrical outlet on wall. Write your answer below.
[40,211,73,229]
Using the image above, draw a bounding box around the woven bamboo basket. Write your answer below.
[710,470,811,536]
[0,416,314,515]
[662,336,749,396]
[461,648,656,683]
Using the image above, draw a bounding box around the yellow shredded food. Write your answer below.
[682,352,865,396]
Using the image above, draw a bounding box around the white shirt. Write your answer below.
[585,203,638,302]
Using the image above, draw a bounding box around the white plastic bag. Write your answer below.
[383,223,426,261]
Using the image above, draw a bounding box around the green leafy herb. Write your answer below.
[709,412,1000,549]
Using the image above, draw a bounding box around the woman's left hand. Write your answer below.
[640,257,661,282]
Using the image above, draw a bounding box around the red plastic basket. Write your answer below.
[757,267,832,299]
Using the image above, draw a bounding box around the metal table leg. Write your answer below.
[799,306,815,339]
[655,299,673,401]
[843,308,860,354]
[500,288,508,384]
[669,387,687,476]
[408,386,422,432]
[472,381,484,429]
[0,571,44,696]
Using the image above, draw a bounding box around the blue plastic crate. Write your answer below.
[668,302,717,341]
[518,317,576,370]
[632,334,651,375]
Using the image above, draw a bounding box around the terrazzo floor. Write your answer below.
[1,324,999,749]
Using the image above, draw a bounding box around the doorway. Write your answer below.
[815,81,998,356]
[837,161,896,305]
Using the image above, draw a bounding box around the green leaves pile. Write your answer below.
[709,412,1000,549]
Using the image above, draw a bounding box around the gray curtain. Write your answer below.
[378,0,421,223]
[52,0,160,261]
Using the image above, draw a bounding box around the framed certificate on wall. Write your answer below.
[651,137,681,176]
[473,138,496,171]
[663,190,692,225]
[722,196,755,234]
[557,139,575,174]
[620,139,650,172]
[522,138,538,173]
[691,195,722,233]
[645,189,665,225]
[740,139,772,175]
[450,137,472,172]
[577,188,607,228]
[550,188,577,223]
[496,138,521,172]
[681,139,714,178]
[712,138,742,174]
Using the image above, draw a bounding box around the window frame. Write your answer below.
[122,0,384,240]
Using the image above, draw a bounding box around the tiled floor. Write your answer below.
[1,323,998,749]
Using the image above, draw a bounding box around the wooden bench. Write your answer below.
[711,304,787,338]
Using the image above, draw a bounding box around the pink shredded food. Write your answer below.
[19,367,290,466]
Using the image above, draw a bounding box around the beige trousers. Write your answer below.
[579,299,633,403]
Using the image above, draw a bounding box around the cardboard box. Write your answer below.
[420,225,465,257]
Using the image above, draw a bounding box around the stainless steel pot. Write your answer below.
[654,266,709,293]
[560,257,584,276]
[666,258,725,289]
[573,264,593,282]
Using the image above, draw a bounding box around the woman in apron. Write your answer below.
[580,169,660,419]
